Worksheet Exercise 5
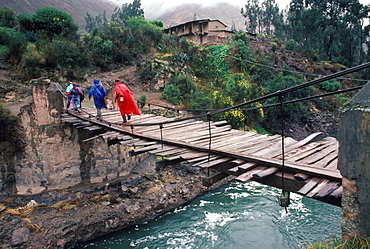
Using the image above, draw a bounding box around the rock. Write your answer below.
[11,227,31,246]
[129,187,139,194]
[101,201,110,206]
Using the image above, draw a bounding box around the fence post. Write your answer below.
[338,82,370,240]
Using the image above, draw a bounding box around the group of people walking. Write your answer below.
[65,79,140,123]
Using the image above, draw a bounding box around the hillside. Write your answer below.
[148,2,246,30]
[0,0,246,32]
[0,0,117,32]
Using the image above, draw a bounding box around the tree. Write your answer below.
[85,11,109,34]
[111,0,144,26]
[241,0,260,33]
[0,7,16,28]
[286,0,369,65]
[261,0,280,35]
[0,27,27,63]
[30,7,78,40]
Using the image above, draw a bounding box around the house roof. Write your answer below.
[164,19,228,30]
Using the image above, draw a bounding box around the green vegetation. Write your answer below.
[0,0,368,133]
[0,105,24,157]
[307,236,370,249]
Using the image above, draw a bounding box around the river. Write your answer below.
[76,181,341,249]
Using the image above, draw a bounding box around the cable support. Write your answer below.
[210,62,370,116]
[211,50,370,82]
[62,63,369,128]
[107,82,364,128]
[137,85,362,114]
[235,85,363,112]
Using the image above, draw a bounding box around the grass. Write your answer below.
[307,236,370,249]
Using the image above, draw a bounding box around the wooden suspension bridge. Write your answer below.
[62,106,342,207]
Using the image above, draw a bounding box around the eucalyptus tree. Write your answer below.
[261,0,280,36]
[111,0,144,26]
[286,0,369,65]
[0,7,16,28]
[241,0,260,34]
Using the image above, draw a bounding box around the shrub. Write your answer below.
[285,39,296,51]
[161,84,181,105]
[317,79,341,92]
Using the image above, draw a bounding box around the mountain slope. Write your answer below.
[0,0,117,32]
[151,2,246,30]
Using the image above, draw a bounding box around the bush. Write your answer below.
[0,105,24,156]
[317,79,341,92]
[0,27,27,63]
[138,94,146,108]
[161,84,181,105]
[285,39,296,51]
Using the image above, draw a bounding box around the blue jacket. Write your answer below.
[88,79,107,109]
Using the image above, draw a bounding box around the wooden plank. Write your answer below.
[228,166,240,174]
[306,179,330,198]
[129,144,161,156]
[178,152,208,160]
[71,108,342,181]
[283,132,322,152]
[153,148,186,157]
[239,135,282,154]
[315,181,340,197]
[120,138,142,145]
[329,186,342,199]
[131,141,157,147]
[238,162,258,171]
[136,120,202,134]
[251,137,297,157]
[297,177,321,195]
[84,125,104,131]
[226,159,246,168]
[188,155,220,167]
[253,167,279,179]
[283,137,337,162]
[212,120,229,126]
[156,156,185,167]
[294,173,309,181]
[325,158,338,170]
[235,166,267,182]
[310,150,338,168]
[198,157,232,168]
[298,143,338,165]
[228,162,258,175]
[102,132,121,139]
[211,134,268,151]
[81,134,102,143]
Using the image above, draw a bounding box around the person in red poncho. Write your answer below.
[115,80,141,123]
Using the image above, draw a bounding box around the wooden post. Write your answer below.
[338,82,370,239]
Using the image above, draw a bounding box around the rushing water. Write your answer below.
[76,181,341,249]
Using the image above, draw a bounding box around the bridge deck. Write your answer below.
[62,107,342,206]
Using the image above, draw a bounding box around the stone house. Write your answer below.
[164,19,234,46]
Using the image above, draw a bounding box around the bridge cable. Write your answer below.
[159,123,164,150]
[207,112,212,177]
[136,85,363,114]
[278,93,290,212]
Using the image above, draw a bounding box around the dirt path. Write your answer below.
[3,65,173,115]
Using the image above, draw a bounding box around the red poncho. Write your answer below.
[115,82,141,116]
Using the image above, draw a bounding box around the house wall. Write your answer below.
[165,19,232,46]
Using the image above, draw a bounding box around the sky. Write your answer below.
[107,0,370,21]
[109,0,370,11]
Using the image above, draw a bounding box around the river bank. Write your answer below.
[0,160,233,248]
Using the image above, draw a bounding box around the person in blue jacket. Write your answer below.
[88,79,107,120]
